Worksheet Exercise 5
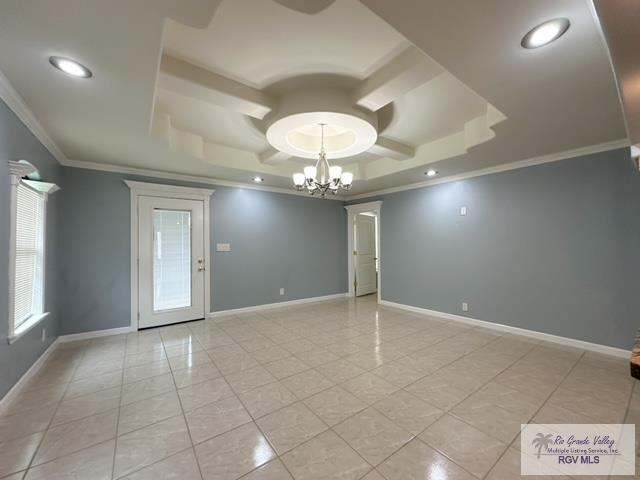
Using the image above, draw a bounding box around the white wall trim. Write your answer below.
[0,63,341,201]
[67,160,345,201]
[379,300,630,358]
[344,139,630,200]
[57,326,136,343]
[7,163,60,341]
[125,180,214,331]
[0,70,70,166]
[206,293,348,318]
[0,338,59,413]
[344,201,383,214]
[1,64,628,202]
[345,202,382,301]
[123,180,215,199]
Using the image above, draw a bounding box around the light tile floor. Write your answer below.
[1,295,638,479]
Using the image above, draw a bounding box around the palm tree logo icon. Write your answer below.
[532,433,554,459]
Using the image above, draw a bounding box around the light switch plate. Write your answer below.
[460,206,467,216]
[216,243,231,252]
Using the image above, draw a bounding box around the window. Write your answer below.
[13,182,45,331]
[7,160,59,342]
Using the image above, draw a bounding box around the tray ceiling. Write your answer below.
[0,0,627,197]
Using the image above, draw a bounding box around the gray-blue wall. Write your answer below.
[2,86,639,402]
[0,100,61,398]
[364,148,640,350]
[58,168,348,335]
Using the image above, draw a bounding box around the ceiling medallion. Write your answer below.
[265,88,378,159]
[265,88,377,196]
[292,124,353,196]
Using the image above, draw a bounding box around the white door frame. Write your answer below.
[345,201,382,302]
[125,180,214,330]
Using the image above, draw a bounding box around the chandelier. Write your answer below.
[292,124,353,196]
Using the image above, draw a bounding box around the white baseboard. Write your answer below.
[57,326,136,343]
[379,300,630,359]
[207,293,349,318]
[0,338,59,412]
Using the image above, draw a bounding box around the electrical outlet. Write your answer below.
[462,302,468,312]
[460,206,467,216]
[279,288,285,296]
[41,328,46,342]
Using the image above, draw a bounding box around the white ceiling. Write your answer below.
[163,0,408,89]
[0,0,628,197]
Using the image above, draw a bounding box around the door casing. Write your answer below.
[355,214,377,296]
[345,201,382,302]
[125,180,214,330]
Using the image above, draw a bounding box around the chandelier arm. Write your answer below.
[291,122,352,197]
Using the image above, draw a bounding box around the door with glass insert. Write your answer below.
[138,196,205,328]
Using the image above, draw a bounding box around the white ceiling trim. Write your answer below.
[353,46,443,111]
[0,65,341,201]
[344,138,630,200]
[0,68,70,166]
[159,54,275,119]
[0,64,629,203]
[63,158,345,201]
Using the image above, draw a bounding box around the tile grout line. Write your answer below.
[318,330,523,476]
[195,313,377,479]
[19,342,93,477]
[150,327,209,478]
[196,327,302,479]
[388,336,543,480]
[480,350,587,480]
[209,318,509,478]
[178,313,507,437]
[14,307,428,478]
[4,298,632,480]
[109,336,129,480]
[161,329,207,480]
[198,315,314,480]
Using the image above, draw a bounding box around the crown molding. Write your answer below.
[344,138,630,200]
[0,69,70,166]
[0,65,629,203]
[62,139,629,203]
[64,158,345,201]
[0,66,341,201]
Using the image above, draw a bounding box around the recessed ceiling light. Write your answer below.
[252,176,264,183]
[521,18,570,49]
[49,56,93,78]
[425,169,438,177]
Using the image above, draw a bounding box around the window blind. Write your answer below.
[14,182,45,329]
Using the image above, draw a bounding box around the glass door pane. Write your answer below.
[153,209,191,311]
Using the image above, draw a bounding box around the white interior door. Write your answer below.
[355,214,377,296]
[138,196,205,328]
